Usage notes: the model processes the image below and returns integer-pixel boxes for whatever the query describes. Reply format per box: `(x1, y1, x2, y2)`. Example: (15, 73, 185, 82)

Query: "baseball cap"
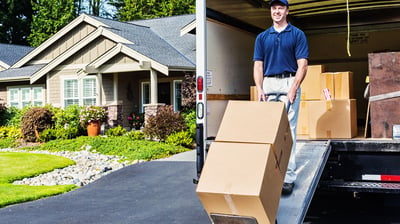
(270, 0, 289, 7)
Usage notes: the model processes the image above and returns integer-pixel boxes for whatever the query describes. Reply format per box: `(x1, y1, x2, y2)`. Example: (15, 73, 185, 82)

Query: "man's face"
(270, 4, 289, 23)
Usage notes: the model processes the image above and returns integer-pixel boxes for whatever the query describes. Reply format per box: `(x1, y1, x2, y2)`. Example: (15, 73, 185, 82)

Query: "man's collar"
(269, 22, 292, 33)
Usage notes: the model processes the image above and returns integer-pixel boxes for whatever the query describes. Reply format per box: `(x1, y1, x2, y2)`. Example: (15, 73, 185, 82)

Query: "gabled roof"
(1, 14, 196, 83)
(0, 43, 33, 69)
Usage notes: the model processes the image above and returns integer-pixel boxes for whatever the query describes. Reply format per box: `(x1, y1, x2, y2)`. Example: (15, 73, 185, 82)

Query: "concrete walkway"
(0, 150, 211, 224)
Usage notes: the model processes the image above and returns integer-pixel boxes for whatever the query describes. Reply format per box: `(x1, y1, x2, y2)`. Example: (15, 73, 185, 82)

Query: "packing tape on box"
(224, 194, 238, 215)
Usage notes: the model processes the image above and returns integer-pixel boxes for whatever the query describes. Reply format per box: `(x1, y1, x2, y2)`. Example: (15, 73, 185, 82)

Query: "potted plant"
(80, 105, 108, 136)
(127, 112, 144, 130)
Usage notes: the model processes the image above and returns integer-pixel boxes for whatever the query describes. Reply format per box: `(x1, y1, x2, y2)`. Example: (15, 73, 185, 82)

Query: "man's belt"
(266, 72, 296, 78)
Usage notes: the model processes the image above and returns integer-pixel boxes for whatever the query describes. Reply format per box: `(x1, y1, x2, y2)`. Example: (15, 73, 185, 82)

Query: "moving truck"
(195, 0, 400, 223)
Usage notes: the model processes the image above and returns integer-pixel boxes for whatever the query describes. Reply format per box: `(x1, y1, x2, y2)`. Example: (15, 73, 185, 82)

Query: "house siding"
(63, 37, 116, 65)
(31, 23, 97, 64)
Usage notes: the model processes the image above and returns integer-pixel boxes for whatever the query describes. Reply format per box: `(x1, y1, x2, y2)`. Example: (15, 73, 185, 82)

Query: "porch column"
(150, 69, 158, 104)
(96, 73, 103, 105)
(113, 73, 118, 103)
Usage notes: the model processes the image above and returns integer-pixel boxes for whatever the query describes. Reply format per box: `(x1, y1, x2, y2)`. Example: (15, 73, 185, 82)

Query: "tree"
(0, 0, 32, 45)
(28, 0, 76, 47)
(110, 0, 195, 21)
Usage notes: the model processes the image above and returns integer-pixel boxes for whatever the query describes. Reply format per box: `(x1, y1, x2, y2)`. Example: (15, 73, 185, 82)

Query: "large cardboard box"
(196, 142, 284, 224)
(216, 101, 292, 146)
(301, 65, 325, 100)
(308, 99, 357, 139)
(297, 101, 310, 135)
(320, 72, 354, 100)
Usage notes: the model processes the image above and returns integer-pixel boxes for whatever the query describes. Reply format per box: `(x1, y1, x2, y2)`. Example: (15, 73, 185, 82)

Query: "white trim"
(12, 14, 109, 68)
(30, 27, 135, 84)
(180, 19, 196, 36)
(0, 61, 9, 69)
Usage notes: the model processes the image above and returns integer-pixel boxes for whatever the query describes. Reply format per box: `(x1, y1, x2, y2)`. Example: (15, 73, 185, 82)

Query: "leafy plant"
(0, 106, 23, 127)
(106, 126, 127, 137)
(165, 131, 194, 148)
(79, 105, 108, 127)
(0, 126, 22, 140)
(127, 112, 144, 130)
(38, 126, 80, 142)
(126, 130, 145, 140)
(181, 109, 196, 139)
(21, 107, 54, 142)
(143, 105, 186, 142)
(181, 72, 196, 111)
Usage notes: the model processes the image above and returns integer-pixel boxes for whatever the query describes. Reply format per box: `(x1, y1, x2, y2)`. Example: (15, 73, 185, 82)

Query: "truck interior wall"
(206, 20, 255, 137)
(307, 28, 400, 123)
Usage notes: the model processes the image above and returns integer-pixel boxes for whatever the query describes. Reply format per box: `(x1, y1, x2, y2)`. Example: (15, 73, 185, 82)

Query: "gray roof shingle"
(89, 14, 196, 68)
(0, 43, 34, 67)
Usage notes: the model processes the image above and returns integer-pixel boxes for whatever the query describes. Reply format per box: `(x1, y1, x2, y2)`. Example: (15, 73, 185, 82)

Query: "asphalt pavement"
(0, 150, 211, 224)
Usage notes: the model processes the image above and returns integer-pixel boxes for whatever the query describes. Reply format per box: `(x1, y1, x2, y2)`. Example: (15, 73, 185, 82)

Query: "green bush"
(126, 130, 145, 140)
(38, 126, 80, 142)
(143, 105, 186, 142)
(21, 107, 54, 142)
(165, 131, 194, 148)
(181, 109, 196, 139)
(106, 126, 127, 136)
(0, 106, 23, 127)
(0, 126, 22, 140)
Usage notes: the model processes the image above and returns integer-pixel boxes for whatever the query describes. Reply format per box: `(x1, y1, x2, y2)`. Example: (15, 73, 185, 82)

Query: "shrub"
(0, 126, 22, 140)
(181, 109, 196, 139)
(143, 105, 186, 141)
(38, 126, 80, 142)
(106, 126, 127, 137)
(0, 106, 23, 127)
(181, 72, 196, 111)
(126, 130, 145, 140)
(21, 107, 54, 142)
(165, 131, 194, 148)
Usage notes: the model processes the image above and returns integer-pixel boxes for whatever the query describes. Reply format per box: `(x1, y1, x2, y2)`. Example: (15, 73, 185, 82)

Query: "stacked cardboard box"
(298, 65, 358, 139)
(196, 101, 293, 224)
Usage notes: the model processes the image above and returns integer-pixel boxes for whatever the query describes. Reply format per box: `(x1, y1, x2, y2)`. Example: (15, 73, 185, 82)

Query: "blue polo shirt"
(253, 23, 309, 76)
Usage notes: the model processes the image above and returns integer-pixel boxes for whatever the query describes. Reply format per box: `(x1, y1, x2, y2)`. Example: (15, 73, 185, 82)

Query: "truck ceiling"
(206, 0, 400, 33)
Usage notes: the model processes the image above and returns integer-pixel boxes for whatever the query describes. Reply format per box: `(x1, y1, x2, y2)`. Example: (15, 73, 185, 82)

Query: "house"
(0, 14, 196, 128)
(0, 43, 33, 71)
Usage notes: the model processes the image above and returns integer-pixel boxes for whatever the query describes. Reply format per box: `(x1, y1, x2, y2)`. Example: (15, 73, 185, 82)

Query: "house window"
(140, 80, 183, 112)
(141, 82, 150, 112)
(63, 77, 97, 107)
(7, 86, 44, 108)
(173, 80, 182, 111)
(82, 78, 96, 105)
(64, 79, 79, 107)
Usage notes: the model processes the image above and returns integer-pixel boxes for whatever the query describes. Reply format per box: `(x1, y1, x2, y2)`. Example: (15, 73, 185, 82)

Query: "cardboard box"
(215, 101, 292, 146)
(297, 101, 310, 135)
(308, 99, 357, 139)
(301, 65, 325, 100)
(250, 86, 257, 101)
(321, 72, 354, 99)
(196, 142, 284, 224)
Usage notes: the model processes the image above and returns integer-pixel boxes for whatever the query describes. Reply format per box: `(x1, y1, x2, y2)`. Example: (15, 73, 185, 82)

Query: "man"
(253, 0, 309, 195)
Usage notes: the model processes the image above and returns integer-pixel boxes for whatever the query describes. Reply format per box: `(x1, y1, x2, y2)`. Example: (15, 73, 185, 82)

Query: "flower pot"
(87, 121, 101, 136)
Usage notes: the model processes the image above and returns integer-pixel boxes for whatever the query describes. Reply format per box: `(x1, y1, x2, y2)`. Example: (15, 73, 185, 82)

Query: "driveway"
(0, 150, 211, 224)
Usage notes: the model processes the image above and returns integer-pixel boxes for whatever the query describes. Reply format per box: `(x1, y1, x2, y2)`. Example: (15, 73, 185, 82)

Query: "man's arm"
(288, 58, 308, 103)
(253, 60, 266, 101)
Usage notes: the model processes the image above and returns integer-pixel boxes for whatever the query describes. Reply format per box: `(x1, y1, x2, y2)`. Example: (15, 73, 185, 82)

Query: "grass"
(0, 136, 191, 208)
(0, 152, 77, 208)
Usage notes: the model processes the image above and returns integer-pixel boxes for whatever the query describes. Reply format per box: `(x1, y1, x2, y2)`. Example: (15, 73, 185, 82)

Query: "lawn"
(0, 152, 77, 208)
(0, 136, 191, 208)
